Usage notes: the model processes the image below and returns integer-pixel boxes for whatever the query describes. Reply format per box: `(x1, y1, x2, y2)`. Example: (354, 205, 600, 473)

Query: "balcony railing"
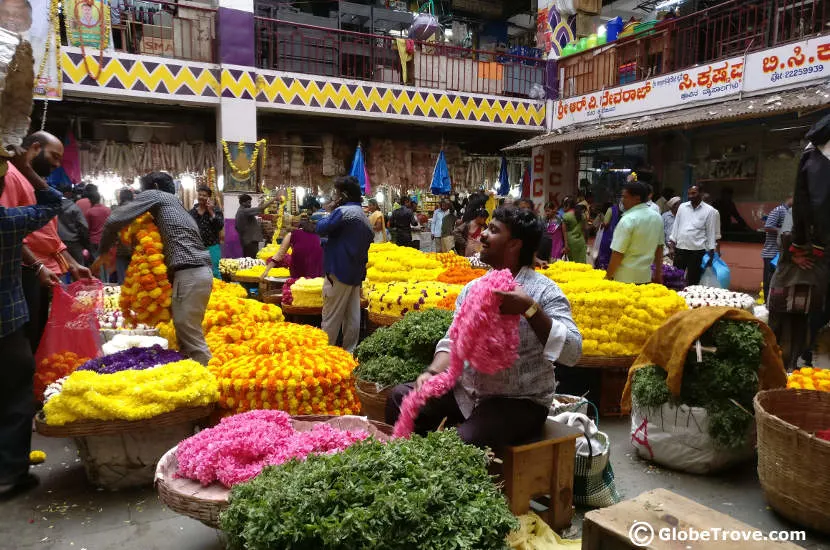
(560, 0, 829, 99)
(61, 0, 216, 63)
(255, 17, 547, 99)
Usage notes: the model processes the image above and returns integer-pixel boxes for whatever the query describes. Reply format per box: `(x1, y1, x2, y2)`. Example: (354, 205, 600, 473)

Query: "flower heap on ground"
(160, 280, 361, 416)
(119, 213, 172, 327)
(394, 269, 520, 437)
(788, 367, 830, 392)
(539, 261, 688, 357)
(368, 280, 463, 317)
(428, 251, 471, 269)
(234, 265, 291, 279)
(288, 277, 325, 308)
(365, 242, 446, 284)
(175, 410, 369, 487)
(437, 266, 487, 286)
(43, 359, 219, 425)
(679, 286, 755, 310)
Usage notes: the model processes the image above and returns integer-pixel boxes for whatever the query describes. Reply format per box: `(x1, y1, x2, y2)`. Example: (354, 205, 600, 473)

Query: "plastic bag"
(630, 403, 754, 474)
(33, 280, 103, 400)
(589, 227, 604, 265)
(409, 13, 440, 41)
(699, 266, 722, 289)
(528, 83, 546, 100)
(701, 252, 730, 289)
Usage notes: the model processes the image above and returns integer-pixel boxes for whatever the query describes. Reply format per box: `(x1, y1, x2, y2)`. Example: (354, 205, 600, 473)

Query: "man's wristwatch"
(523, 301, 540, 319)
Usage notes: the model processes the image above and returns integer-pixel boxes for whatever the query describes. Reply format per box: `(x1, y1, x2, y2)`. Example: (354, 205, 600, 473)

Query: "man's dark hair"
(197, 186, 213, 197)
(335, 176, 362, 203)
(492, 206, 544, 267)
(140, 172, 176, 194)
(474, 208, 488, 219)
(624, 182, 649, 203)
(118, 188, 134, 206)
(82, 183, 98, 199)
(22, 131, 57, 149)
(239, 194, 252, 204)
(87, 188, 102, 206)
(661, 187, 674, 200)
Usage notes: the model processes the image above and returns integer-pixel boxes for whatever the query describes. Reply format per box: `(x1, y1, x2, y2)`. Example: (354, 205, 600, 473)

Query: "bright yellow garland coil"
(43, 360, 220, 425)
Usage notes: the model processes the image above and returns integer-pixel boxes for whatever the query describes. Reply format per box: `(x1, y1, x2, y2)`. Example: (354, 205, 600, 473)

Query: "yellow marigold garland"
(119, 213, 172, 327)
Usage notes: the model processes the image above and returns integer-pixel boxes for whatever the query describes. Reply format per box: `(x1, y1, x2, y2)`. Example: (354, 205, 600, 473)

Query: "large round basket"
(354, 379, 396, 422)
(576, 355, 636, 369)
(754, 389, 830, 534)
(155, 415, 393, 528)
(36, 406, 214, 490)
(280, 304, 323, 316)
(368, 311, 401, 327)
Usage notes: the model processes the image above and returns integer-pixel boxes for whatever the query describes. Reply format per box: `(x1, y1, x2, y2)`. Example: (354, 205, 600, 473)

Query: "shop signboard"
(552, 57, 745, 129)
(743, 37, 830, 92)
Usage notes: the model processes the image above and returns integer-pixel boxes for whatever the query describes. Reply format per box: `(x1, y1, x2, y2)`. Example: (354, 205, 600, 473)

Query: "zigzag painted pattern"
(235, 71, 545, 127)
(62, 52, 219, 98)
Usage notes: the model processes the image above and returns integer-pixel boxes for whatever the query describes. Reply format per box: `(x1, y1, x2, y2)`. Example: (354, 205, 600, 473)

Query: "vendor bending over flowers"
(386, 207, 583, 448)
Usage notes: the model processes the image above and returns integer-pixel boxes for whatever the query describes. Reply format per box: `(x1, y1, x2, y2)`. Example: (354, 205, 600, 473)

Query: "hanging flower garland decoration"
(175, 410, 369, 488)
(35, 0, 62, 96)
(538, 262, 687, 357)
(34, 352, 91, 401)
(119, 213, 172, 327)
(43, 360, 219, 426)
(221, 139, 267, 179)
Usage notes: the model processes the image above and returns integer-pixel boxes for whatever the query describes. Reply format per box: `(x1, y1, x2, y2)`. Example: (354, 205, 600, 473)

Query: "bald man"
(0, 131, 92, 353)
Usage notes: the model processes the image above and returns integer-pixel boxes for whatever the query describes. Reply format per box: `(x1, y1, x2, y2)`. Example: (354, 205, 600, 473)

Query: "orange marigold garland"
(34, 351, 91, 400)
(119, 213, 172, 327)
(437, 266, 487, 286)
(436, 293, 460, 311)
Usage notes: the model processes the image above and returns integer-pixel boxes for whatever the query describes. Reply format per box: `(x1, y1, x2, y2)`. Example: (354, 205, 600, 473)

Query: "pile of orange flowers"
(787, 367, 830, 392)
(437, 266, 487, 286)
(210, 344, 360, 415)
(34, 351, 91, 401)
(119, 213, 172, 327)
(429, 251, 470, 269)
(436, 293, 460, 311)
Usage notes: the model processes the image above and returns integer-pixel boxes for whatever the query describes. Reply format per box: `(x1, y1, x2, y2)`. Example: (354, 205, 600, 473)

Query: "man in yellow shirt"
(605, 181, 665, 285)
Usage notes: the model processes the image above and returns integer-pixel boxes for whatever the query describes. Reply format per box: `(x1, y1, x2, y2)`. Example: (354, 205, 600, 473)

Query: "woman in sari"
(539, 202, 566, 262)
(562, 196, 588, 263)
(594, 200, 622, 270)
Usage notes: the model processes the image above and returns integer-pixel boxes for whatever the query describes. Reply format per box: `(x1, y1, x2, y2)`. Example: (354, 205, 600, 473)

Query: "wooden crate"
(583, 489, 803, 550)
(576, 0, 601, 15)
(576, 12, 595, 38)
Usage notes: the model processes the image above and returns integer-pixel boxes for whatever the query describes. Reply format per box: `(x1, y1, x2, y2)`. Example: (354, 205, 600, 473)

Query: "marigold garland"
(119, 213, 172, 327)
(34, 351, 91, 401)
(43, 360, 219, 425)
(289, 277, 325, 308)
(221, 139, 266, 178)
(366, 280, 463, 317)
(788, 367, 830, 392)
(437, 266, 487, 285)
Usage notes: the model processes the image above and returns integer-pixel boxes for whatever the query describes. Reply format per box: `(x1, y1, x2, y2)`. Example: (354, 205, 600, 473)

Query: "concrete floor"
(1, 419, 828, 550)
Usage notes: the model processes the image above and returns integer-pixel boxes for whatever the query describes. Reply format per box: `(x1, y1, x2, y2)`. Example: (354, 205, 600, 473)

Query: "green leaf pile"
(221, 430, 518, 550)
(631, 320, 763, 449)
(354, 309, 453, 386)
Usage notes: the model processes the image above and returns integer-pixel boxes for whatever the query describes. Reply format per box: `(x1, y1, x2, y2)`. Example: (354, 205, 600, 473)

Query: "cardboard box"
(577, 0, 601, 15)
(582, 489, 803, 550)
(576, 12, 595, 38)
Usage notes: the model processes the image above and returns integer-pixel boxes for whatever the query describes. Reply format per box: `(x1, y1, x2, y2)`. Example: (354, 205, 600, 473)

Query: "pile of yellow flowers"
(43, 360, 219, 425)
(211, 345, 360, 415)
(290, 277, 325, 308)
(366, 243, 445, 284)
(787, 367, 830, 392)
(234, 265, 291, 279)
(428, 251, 470, 269)
(119, 213, 172, 326)
(257, 243, 289, 261)
(539, 262, 687, 357)
(367, 280, 463, 317)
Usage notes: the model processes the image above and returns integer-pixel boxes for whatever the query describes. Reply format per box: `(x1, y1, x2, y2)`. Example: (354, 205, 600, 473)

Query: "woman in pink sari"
(261, 214, 323, 280)
(541, 202, 566, 261)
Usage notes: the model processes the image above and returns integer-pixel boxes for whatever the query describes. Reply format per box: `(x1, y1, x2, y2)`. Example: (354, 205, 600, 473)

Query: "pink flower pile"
(176, 410, 369, 487)
(393, 269, 520, 438)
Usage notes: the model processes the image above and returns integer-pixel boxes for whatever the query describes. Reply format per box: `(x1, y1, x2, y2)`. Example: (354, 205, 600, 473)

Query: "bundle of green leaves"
(221, 430, 518, 550)
(354, 309, 453, 386)
(631, 320, 763, 449)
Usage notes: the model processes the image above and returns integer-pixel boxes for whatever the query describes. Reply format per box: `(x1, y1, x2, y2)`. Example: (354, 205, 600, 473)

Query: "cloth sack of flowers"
(630, 402, 755, 475)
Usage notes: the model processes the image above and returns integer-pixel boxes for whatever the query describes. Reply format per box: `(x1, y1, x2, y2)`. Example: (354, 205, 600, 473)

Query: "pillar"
(215, 0, 259, 257)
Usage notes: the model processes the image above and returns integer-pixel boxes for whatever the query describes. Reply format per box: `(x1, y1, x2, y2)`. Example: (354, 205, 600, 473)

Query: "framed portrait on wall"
(222, 141, 260, 193)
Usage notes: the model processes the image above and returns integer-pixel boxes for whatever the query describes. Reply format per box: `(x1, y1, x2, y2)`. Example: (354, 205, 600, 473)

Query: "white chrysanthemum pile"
(678, 286, 755, 310)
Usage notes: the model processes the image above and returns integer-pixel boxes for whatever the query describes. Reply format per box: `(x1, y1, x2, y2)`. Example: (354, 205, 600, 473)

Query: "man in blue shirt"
(316, 176, 373, 352)
(0, 151, 63, 498)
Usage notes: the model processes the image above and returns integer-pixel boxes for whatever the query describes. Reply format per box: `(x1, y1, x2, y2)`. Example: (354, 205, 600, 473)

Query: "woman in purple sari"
(261, 214, 323, 280)
(542, 202, 566, 261)
(594, 201, 621, 270)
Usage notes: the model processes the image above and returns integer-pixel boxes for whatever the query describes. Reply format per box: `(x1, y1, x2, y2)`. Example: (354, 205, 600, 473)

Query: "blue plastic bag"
(770, 253, 779, 268)
(701, 252, 731, 289)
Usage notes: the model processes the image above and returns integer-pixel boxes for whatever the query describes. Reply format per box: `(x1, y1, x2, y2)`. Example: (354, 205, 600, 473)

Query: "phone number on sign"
(770, 64, 824, 82)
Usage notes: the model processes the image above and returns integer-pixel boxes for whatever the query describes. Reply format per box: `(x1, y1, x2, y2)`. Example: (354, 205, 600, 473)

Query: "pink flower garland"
(393, 269, 520, 438)
(176, 410, 369, 487)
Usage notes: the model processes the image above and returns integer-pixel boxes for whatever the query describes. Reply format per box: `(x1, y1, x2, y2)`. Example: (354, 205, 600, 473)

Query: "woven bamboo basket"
(577, 355, 636, 369)
(155, 415, 393, 528)
(35, 405, 214, 438)
(368, 311, 402, 327)
(354, 379, 396, 422)
(754, 389, 830, 534)
(281, 304, 323, 316)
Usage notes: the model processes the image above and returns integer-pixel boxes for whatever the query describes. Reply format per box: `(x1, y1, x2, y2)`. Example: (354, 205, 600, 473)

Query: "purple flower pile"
(77, 345, 184, 375)
(653, 264, 687, 291)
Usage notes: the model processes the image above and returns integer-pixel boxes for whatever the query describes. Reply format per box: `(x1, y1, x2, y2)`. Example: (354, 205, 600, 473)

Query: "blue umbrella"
(430, 150, 451, 195)
(349, 144, 369, 195)
(497, 156, 510, 196)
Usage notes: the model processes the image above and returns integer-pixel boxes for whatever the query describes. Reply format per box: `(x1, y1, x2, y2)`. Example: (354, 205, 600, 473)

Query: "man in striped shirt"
(762, 196, 792, 303)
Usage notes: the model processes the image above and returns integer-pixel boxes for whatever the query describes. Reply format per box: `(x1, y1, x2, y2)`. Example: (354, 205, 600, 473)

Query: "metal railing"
(61, 0, 216, 63)
(255, 17, 547, 99)
(560, 0, 829, 99)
